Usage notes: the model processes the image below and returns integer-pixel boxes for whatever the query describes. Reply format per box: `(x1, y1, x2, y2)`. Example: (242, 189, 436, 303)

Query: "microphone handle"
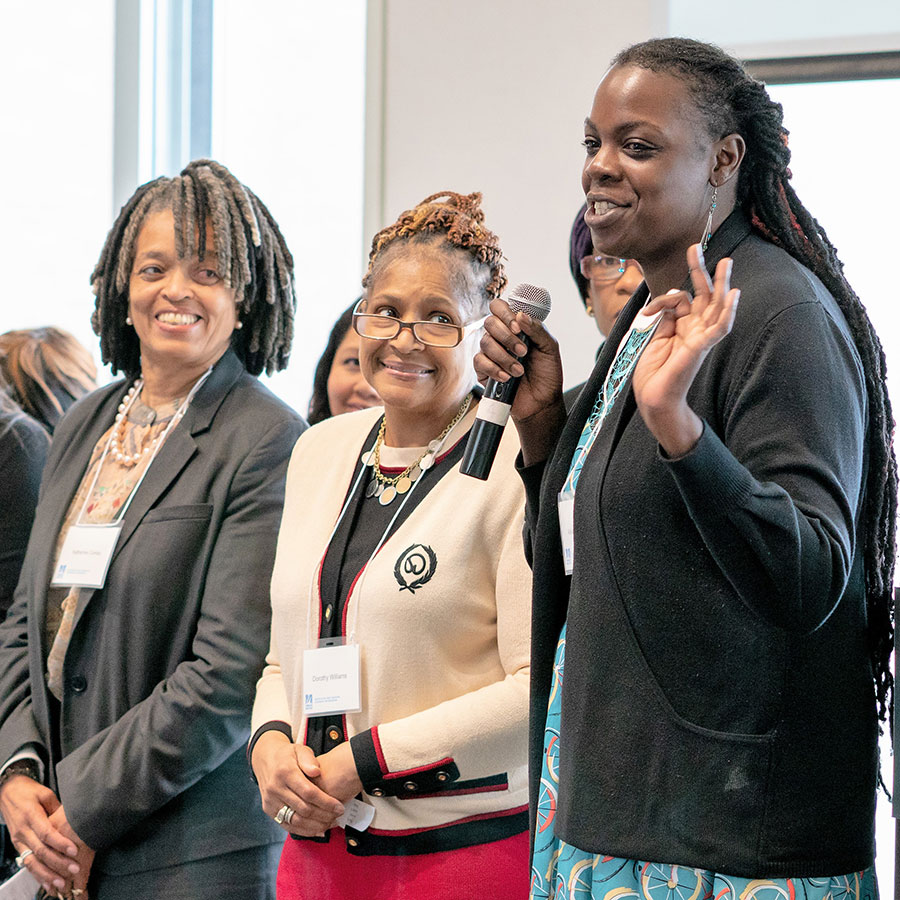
(461, 336, 529, 480)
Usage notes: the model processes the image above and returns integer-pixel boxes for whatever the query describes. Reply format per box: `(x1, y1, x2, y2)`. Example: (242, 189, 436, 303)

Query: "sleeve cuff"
(659, 420, 754, 511)
(1, 745, 45, 783)
(246, 720, 293, 781)
(349, 727, 460, 798)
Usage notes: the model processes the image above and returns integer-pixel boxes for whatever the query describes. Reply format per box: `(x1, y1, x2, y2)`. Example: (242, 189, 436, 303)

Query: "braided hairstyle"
(91, 159, 296, 377)
(363, 191, 507, 315)
(614, 37, 897, 724)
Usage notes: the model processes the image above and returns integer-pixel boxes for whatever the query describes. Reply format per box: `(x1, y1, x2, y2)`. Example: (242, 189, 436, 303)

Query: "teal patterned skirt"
(529, 626, 878, 900)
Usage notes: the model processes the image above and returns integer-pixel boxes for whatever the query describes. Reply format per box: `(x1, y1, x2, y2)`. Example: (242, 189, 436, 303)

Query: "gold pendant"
(379, 486, 397, 506)
(395, 476, 412, 494)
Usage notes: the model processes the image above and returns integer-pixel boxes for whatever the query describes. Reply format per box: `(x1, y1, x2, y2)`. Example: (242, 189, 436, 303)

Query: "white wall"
(366, 0, 666, 391)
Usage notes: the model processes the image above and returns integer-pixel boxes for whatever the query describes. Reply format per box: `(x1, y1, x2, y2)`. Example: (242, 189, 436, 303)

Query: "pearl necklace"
(361, 394, 472, 506)
(110, 379, 165, 467)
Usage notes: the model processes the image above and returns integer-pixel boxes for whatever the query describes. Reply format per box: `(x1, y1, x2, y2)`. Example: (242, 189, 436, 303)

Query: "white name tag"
(302, 641, 361, 717)
(51, 523, 122, 589)
(336, 797, 375, 831)
(557, 490, 575, 576)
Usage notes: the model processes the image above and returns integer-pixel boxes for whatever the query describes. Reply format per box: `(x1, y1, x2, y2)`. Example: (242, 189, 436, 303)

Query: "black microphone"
(461, 283, 552, 480)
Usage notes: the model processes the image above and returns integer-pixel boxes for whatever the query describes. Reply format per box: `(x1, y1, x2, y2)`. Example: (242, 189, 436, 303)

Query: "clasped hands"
(251, 733, 363, 837)
(0, 775, 94, 899)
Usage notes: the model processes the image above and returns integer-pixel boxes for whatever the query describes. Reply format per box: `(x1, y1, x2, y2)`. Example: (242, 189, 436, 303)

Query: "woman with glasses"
(564, 203, 644, 408)
(251, 191, 532, 900)
(569, 203, 643, 341)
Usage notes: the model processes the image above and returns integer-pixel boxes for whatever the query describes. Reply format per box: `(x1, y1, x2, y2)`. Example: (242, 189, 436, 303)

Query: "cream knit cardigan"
(253, 405, 532, 835)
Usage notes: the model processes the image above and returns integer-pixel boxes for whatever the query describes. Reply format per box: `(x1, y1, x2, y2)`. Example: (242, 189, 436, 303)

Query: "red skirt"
(276, 828, 530, 900)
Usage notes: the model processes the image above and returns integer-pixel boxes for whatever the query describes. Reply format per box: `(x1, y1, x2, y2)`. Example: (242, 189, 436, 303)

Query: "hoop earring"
(701, 185, 718, 251)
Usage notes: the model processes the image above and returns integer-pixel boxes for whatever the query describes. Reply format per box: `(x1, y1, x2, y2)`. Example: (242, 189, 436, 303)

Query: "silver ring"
(274, 804, 294, 825)
(14, 847, 34, 866)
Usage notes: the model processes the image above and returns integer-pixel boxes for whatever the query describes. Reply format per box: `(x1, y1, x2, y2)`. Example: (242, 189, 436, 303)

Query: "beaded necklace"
(362, 393, 473, 506)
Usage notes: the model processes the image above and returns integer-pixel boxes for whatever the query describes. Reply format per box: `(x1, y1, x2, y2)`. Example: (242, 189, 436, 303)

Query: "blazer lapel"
(71, 351, 244, 629)
(33, 386, 130, 642)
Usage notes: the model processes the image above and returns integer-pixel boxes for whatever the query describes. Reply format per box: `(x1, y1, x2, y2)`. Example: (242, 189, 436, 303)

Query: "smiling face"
(326, 327, 380, 416)
(359, 248, 480, 443)
(582, 65, 720, 292)
(128, 209, 238, 381)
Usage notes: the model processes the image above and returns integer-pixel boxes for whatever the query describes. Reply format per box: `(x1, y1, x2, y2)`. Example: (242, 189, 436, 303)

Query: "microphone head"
(507, 283, 551, 323)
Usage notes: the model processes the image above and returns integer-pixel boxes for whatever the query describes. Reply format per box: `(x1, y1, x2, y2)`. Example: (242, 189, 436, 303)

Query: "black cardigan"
(521, 211, 874, 877)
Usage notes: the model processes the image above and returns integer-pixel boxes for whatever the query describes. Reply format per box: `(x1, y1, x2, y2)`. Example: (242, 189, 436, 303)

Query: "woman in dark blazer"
(477, 38, 894, 898)
(0, 160, 304, 900)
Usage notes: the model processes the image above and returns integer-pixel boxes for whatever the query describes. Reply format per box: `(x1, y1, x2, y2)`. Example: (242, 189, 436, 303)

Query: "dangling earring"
(585, 304, 594, 318)
(701, 185, 718, 251)
(125, 315, 133, 326)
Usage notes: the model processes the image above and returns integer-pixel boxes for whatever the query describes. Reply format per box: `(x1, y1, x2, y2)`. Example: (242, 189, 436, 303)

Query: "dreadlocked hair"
(363, 191, 507, 314)
(90, 159, 296, 377)
(614, 37, 898, 725)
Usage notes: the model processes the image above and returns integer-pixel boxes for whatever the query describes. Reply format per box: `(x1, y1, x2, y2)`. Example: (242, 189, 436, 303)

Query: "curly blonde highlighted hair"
(363, 192, 506, 313)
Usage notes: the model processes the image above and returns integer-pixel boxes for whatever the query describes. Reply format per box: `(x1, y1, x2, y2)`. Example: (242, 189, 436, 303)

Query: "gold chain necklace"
(362, 393, 473, 506)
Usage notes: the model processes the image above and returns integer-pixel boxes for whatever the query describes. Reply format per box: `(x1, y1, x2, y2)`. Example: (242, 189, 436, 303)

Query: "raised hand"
(633, 244, 740, 457)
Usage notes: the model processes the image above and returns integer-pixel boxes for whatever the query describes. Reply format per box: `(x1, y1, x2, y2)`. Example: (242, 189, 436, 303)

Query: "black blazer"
(521, 212, 874, 876)
(0, 350, 305, 876)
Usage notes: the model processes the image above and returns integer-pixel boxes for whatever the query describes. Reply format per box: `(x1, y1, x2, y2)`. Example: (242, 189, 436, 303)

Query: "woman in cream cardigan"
(251, 191, 532, 900)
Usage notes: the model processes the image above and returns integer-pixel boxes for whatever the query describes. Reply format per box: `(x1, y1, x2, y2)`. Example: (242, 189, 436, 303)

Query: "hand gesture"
(48, 806, 94, 898)
(633, 244, 740, 457)
(251, 733, 345, 837)
(0, 775, 82, 896)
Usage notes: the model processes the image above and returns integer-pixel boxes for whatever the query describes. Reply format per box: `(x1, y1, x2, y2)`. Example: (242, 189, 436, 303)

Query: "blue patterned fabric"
(564, 322, 655, 494)
(530, 628, 878, 900)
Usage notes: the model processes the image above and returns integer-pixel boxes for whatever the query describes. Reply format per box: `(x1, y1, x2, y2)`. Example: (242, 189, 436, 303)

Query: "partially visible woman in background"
(307, 301, 380, 425)
(0, 388, 49, 619)
(0, 327, 97, 434)
(564, 204, 643, 408)
(568, 203, 643, 342)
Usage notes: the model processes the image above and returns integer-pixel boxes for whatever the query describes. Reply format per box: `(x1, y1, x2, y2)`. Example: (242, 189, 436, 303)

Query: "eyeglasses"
(353, 301, 487, 349)
(579, 254, 642, 283)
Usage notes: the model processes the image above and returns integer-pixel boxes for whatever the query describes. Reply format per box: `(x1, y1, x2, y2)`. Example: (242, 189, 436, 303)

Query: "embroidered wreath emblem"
(394, 544, 438, 593)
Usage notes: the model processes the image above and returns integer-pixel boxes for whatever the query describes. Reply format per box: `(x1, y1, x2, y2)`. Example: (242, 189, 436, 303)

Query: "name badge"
(303, 640, 361, 717)
(51, 523, 122, 589)
(336, 797, 375, 831)
(557, 489, 575, 575)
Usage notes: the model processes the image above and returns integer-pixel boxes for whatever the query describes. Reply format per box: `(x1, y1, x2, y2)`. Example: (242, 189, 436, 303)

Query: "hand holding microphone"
(466, 284, 565, 477)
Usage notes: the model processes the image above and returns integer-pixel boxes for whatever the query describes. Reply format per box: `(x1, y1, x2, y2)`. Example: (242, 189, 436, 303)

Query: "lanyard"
(304, 414, 463, 649)
(562, 305, 662, 496)
(75, 369, 212, 527)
